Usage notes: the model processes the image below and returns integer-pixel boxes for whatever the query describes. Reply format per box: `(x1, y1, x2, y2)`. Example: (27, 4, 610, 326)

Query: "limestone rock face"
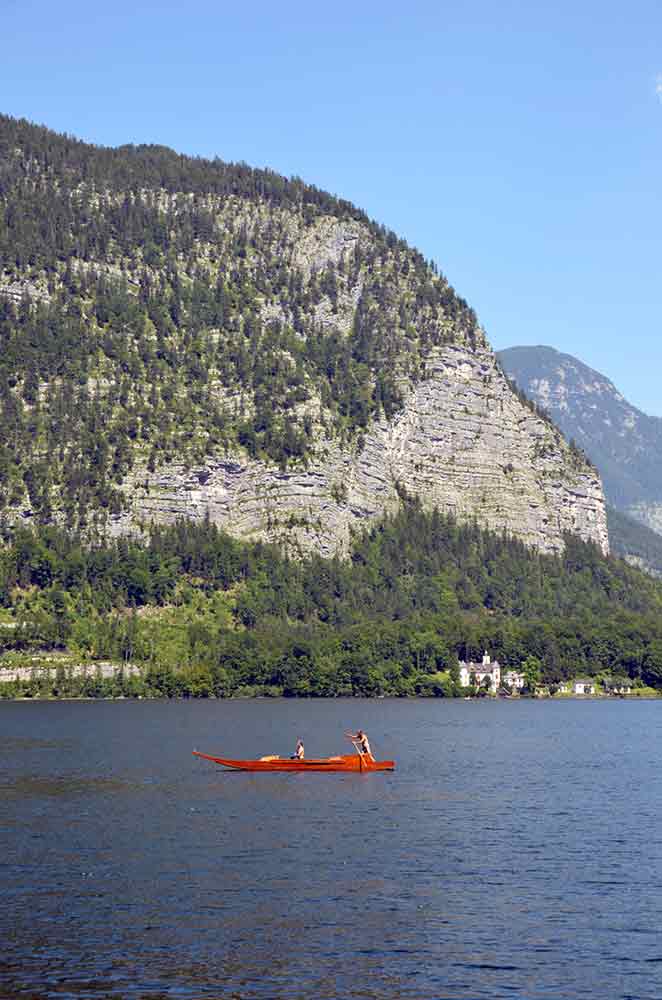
(112, 343, 609, 558)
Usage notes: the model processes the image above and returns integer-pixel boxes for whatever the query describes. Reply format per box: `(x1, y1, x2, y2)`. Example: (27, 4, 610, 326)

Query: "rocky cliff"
(112, 341, 608, 557)
(0, 115, 608, 556)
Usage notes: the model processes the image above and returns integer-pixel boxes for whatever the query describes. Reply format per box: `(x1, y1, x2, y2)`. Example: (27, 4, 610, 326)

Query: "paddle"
(344, 731, 365, 769)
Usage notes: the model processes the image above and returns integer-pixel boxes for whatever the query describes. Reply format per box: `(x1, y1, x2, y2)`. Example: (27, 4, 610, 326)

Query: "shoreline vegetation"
(2, 661, 659, 701)
(4, 685, 661, 702)
(2, 500, 662, 702)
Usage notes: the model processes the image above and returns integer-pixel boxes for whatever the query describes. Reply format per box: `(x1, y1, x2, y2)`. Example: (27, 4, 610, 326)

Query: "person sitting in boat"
(292, 738, 304, 760)
(345, 729, 374, 761)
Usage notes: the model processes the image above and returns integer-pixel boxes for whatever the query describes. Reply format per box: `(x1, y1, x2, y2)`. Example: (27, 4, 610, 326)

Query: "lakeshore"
(1, 655, 659, 701)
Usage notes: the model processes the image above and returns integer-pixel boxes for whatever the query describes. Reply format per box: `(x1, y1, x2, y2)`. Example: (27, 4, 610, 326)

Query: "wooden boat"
(192, 750, 395, 772)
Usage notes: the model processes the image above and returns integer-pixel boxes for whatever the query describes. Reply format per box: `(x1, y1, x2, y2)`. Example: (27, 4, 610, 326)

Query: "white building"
(573, 678, 595, 695)
(503, 670, 525, 691)
(603, 677, 632, 695)
(459, 651, 501, 693)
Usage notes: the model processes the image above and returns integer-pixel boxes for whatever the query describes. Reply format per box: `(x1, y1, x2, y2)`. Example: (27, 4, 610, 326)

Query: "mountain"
(606, 506, 662, 578)
(0, 115, 607, 557)
(497, 346, 662, 539)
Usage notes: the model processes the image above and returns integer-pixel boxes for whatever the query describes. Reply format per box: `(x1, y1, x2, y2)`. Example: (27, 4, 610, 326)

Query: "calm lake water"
(2, 698, 662, 1000)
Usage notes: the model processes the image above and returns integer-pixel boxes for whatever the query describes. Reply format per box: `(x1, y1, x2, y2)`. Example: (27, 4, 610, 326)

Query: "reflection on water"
(2, 774, 135, 798)
(2, 698, 662, 999)
(0, 735, 78, 751)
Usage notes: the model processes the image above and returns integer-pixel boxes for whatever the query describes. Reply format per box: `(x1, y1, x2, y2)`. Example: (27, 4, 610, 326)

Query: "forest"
(2, 498, 662, 699)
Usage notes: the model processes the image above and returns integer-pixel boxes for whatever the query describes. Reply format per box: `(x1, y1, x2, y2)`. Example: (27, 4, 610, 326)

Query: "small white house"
(503, 670, 525, 690)
(603, 678, 633, 695)
(459, 651, 501, 693)
(573, 678, 595, 695)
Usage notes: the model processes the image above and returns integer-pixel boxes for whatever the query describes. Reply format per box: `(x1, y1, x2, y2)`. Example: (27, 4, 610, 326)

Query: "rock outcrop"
(112, 342, 609, 557)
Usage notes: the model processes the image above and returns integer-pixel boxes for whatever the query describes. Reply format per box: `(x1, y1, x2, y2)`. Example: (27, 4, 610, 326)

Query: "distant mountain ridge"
(606, 505, 662, 579)
(497, 345, 662, 537)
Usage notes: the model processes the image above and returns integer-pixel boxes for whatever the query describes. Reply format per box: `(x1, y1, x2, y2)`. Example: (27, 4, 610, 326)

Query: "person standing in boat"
(293, 738, 304, 760)
(345, 729, 374, 761)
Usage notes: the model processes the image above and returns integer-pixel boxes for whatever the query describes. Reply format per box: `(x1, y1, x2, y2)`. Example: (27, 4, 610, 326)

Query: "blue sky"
(4, 0, 662, 412)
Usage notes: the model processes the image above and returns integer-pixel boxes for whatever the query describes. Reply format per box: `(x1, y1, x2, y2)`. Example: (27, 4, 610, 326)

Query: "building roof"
(460, 660, 500, 671)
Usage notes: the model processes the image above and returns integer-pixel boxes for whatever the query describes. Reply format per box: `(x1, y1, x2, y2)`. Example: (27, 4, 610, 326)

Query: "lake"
(2, 698, 662, 999)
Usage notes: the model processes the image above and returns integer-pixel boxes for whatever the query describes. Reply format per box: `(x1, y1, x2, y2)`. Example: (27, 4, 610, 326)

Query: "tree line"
(2, 500, 662, 698)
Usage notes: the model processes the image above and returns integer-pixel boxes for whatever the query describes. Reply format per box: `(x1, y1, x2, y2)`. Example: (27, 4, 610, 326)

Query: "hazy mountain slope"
(498, 345, 662, 534)
(0, 115, 607, 556)
(606, 506, 662, 578)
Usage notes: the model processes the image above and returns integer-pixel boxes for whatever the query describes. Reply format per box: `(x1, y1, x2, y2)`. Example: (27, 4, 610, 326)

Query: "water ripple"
(2, 698, 662, 999)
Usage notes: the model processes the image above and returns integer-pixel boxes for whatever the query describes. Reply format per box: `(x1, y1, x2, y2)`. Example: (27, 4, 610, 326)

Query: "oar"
(346, 735, 364, 770)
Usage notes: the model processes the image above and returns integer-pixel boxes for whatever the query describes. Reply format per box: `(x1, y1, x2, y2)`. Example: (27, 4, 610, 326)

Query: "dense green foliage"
(2, 500, 662, 699)
(0, 113, 481, 530)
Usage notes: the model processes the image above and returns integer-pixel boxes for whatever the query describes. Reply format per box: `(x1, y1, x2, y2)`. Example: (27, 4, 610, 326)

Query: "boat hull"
(192, 750, 395, 772)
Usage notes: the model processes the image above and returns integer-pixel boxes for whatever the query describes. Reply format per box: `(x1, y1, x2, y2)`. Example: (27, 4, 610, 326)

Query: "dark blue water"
(2, 698, 662, 1000)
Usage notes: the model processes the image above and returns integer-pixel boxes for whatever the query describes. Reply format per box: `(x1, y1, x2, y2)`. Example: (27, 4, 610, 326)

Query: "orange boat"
(192, 750, 395, 772)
